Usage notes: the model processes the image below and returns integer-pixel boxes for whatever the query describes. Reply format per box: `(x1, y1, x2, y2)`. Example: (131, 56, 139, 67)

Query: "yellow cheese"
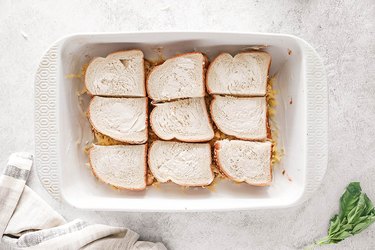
(267, 77, 283, 166)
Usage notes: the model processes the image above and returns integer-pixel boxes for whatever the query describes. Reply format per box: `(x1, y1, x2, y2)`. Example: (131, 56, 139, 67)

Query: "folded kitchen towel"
(0, 152, 166, 250)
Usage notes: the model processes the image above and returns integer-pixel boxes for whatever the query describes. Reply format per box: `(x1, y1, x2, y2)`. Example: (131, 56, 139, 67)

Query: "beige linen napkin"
(0, 152, 166, 250)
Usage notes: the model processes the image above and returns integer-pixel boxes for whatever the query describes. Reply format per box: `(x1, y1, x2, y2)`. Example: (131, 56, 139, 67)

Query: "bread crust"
(213, 141, 272, 186)
(85, 57, 99, 96)
(146, 52, 207, 101)
(206, 51, 271, 96)
(148, 141, 214, 186)
(88, 144, 147, 191)
(85, 49, 146, 97)
(88, 96, 148, 144)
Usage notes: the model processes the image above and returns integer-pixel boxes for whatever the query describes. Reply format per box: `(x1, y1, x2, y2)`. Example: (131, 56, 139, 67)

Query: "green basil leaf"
(356, 215, 371, 224)
(328, 214, 341, 235)
(314, 182, 375, 247)
(348, 193, 367, 224)
(363, 193, 374, 215)
(341, 216, 348, 225)
(352, 215, 375, 234)
(340, 223, 354, 231)
(330, 230, 352, 241)
(339, 182, 361, 219)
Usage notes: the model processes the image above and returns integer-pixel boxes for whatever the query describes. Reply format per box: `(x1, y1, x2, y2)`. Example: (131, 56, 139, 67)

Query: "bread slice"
(88, 96, 148, 144)
(211, 95, 267, 140)
(214, 140, 272, 186)
(85, 50, 145, 97)
(148, 141, 214, 186)
(150, 98, 214, 142)
(206, 52, 271, 96)
(89, 144, 147, 190)
(147, 52, 207, 101)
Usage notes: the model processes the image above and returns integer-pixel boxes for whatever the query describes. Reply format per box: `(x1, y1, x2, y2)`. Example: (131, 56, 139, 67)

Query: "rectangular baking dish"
(34, 32, 327, 211)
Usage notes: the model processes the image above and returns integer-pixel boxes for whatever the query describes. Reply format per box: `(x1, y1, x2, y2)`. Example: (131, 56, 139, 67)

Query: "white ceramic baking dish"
(34, 32, 327, 211)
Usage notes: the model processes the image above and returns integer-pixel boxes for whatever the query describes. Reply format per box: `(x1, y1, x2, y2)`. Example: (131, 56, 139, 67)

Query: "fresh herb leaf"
(339, 182, 361, 220)
(315, 182, 375, 246)
(363, 194, 374, 214)
(347, 193, 367, 224)
(329, 230, 351, 241)
(328, 214, 341, 235)
(352, 216, 375, 234)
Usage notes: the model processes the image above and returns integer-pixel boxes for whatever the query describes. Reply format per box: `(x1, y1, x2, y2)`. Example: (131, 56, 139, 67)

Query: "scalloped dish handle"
(35, 45, 60, 200)
(301, 41, 328, 203)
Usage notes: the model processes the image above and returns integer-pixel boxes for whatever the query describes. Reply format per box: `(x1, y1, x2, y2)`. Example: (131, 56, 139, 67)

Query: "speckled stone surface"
(0, 0, 374, 249)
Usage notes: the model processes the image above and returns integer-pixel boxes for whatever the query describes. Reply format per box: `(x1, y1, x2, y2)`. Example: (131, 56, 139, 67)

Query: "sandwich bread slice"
(214, 140, 272, 186)
(89, 144, 147, 190)
(85, 50, 145, 97)
(206, 51, 271, 96)
(88, 96, 148, 144)
(147, 52, 207, 101)
(150, 97, 214, 142)
(148, 141, 214, 186)
(211, 95, 267, 140)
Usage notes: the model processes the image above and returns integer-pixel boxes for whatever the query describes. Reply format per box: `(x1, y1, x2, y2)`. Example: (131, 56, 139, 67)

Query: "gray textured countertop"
(0, 0, 374, 249)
